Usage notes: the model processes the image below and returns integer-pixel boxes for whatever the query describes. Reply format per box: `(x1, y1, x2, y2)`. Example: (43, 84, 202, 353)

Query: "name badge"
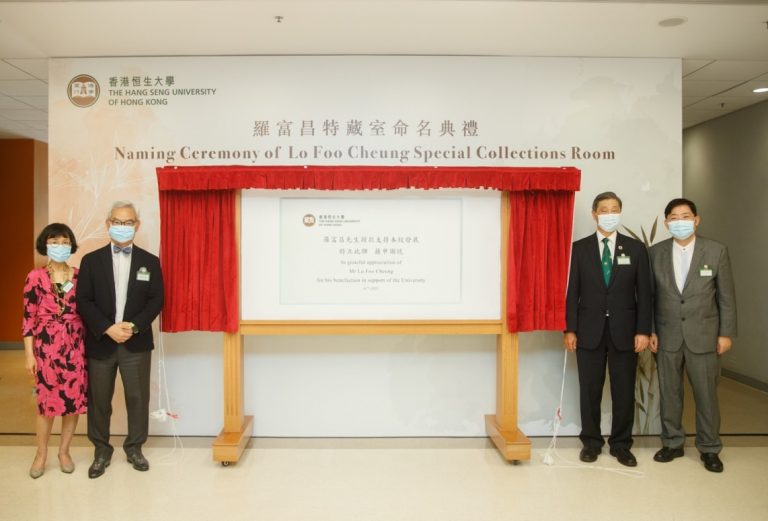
(61, 280, 74, 293)
(700, 265, 713, 277)
(136, 267, 151, 282)
(617, 255, 631, 265)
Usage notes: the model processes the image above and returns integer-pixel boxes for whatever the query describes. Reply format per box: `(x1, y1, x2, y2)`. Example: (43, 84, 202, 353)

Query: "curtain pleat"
(159, 189, 237, 332)
(507, 190, 575, 332)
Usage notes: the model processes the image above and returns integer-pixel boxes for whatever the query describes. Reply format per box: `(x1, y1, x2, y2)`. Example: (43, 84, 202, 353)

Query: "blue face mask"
(597, 213, 621, 233)
(668, 220, 695, 240)
(47, 243, 72, 263)
(109, 225, 136, 243)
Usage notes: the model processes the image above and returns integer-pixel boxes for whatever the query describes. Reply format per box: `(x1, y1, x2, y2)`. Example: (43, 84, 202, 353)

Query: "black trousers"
(576, 321, 637, 450)
(87, 348, 151, 459)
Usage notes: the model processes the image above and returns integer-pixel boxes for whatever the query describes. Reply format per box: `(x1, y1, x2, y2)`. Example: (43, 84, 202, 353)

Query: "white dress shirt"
(112, 243, 132, 323)
(596, 230, 617, 261)
(672, 236, 695, 293)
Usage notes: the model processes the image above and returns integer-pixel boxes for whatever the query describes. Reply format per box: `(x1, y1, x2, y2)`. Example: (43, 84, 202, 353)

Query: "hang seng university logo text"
(68, 75, 100, 108)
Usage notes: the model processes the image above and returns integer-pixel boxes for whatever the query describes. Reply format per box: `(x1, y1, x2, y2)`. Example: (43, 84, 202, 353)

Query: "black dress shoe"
(609, 447, 638, 467)
(88, 457, 111, 479)
(701, 453, 724, 473)
(579, 447, 600, 463)
(654, 446, 684, 462)
(126, 451, 150, 471)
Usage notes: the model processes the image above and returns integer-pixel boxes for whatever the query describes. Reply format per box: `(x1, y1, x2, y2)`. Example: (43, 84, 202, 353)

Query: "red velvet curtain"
(156, 165, 579, 333)
(159, 189, 238, 332)
(507, 190, 575, 332)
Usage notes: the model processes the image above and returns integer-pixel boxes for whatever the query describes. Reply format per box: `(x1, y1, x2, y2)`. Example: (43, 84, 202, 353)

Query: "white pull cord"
(541, 349, 644, 478)
(541, 349, 568, 465)
(149, 318, 184, 464)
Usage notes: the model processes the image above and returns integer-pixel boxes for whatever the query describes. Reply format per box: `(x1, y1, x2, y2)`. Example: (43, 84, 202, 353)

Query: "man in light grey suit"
(649, 198, 737, 473)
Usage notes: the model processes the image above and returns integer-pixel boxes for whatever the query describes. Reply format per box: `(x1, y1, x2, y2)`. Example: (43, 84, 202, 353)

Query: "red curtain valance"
(157, 165, 580, 192)
(157, 165, 580, 333)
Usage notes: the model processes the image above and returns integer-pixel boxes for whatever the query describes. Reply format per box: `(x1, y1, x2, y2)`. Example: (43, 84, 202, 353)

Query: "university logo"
(67, 74, 100, 108)
(302, 214, 316, 227)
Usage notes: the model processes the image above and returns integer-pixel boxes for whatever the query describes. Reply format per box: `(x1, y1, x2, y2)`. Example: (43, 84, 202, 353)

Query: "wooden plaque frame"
(212, 190, 531, 464)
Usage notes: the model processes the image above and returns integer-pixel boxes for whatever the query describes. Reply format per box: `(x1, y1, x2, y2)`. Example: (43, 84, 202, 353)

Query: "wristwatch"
(130, 322, 139, 335)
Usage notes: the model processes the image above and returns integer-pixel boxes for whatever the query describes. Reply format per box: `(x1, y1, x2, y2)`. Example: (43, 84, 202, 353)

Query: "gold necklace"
(47, 262, 70, 278)
(46, 263, 71, 315)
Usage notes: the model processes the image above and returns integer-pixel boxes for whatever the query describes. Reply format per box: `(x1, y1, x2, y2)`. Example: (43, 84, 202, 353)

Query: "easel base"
(485, 414, 531, 463)
(212, 415, 254, 465)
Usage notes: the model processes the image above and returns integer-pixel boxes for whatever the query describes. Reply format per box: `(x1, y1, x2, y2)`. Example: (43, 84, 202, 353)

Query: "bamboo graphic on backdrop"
(623, 217, 661, 435)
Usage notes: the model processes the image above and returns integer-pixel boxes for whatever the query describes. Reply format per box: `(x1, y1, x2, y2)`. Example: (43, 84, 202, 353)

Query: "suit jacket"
(76, 244, 164, 359)
(565, 232, 652, 350)
(649, 236, 737, 353)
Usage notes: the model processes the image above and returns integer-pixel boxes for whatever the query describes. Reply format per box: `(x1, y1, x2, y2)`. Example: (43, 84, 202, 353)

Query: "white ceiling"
(1, 0, 768, 142)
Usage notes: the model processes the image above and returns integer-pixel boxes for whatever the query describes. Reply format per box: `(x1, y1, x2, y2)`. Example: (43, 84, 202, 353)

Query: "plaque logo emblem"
(67, 74, 100, 108)
(302, 214, 316, 227)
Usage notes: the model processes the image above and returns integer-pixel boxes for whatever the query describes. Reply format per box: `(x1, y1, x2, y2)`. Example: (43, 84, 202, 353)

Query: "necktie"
(680, 247, 689, 290)
(601, 237, 612, 285)
(113, 245, 133, 254)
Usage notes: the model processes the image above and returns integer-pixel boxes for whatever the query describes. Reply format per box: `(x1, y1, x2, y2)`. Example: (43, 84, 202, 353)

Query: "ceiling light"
(658, 17, 687, 28)
(753, 87, 768, 94)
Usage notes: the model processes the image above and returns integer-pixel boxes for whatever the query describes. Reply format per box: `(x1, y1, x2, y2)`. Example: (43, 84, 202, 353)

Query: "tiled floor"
(1, 350, 767, 521)
(1, 441, 767, 521)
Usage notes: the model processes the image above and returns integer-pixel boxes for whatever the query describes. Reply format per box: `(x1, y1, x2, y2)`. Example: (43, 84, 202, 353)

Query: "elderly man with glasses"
(76, 200, 164, 479)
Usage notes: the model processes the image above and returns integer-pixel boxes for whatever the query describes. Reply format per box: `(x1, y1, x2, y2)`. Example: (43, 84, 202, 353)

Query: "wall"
(0, 139, 47, 346)
(683, 100, 768, 389)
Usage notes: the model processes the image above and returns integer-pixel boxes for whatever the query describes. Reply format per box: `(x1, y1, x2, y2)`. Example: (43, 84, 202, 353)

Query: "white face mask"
(597, 213, 621, 233)
(668, 219, 695, 240)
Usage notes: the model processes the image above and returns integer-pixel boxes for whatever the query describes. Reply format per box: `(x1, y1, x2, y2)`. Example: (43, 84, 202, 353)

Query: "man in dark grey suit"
(649, 198, 737, 473)
(76, 201, 164, 478)
(565, 192, 652, 467)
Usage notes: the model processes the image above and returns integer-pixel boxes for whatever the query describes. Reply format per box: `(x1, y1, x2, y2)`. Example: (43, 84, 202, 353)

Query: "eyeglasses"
(109, 219, 137, 227)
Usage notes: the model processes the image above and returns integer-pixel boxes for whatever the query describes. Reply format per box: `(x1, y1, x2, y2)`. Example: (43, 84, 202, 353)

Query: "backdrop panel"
(49, 56, 680, 436)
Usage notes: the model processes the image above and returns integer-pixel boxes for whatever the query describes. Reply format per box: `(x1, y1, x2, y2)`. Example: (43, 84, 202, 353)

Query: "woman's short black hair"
(35, 223, 78, 256)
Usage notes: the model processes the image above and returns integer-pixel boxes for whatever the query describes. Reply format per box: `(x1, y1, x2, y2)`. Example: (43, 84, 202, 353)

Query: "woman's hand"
(25, 350, 37, 377)
(23, 336, 36, 377)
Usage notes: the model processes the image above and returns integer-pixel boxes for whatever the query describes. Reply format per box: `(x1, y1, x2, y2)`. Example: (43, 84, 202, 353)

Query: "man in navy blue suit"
(564, 192, 652, 467)
(76, 201, 164, 478)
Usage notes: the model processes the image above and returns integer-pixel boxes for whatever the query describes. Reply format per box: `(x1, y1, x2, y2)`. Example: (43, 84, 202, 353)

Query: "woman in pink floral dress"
(23, 223, 87, 479)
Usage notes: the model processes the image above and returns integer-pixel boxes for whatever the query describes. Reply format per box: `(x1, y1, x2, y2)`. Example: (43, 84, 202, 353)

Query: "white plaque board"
(241, 189, 501, 320)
